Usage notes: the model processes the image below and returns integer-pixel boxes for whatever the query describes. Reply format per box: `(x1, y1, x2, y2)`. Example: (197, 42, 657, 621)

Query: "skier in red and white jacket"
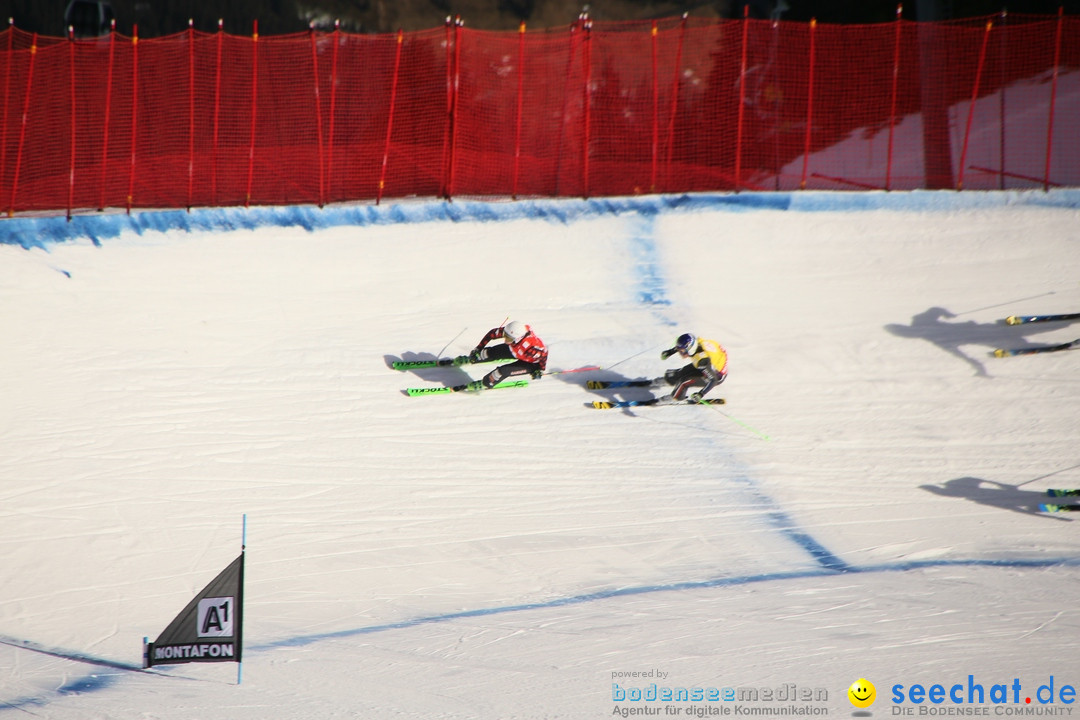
(454, 320, 548, 391)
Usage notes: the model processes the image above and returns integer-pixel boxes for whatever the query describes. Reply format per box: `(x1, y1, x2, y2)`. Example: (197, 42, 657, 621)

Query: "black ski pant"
(665, 364, 726, 400)
(476, 344, 542, 388)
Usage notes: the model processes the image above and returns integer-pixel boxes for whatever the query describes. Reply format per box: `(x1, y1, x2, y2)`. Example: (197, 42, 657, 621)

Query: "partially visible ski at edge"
(993, 339, 1079, 357)
(1004, 313, 1080, 325)
(1039, 503, 1080, 513)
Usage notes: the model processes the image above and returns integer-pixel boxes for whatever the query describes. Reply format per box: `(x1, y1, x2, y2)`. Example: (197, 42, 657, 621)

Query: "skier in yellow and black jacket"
(657, 332, 728, 404)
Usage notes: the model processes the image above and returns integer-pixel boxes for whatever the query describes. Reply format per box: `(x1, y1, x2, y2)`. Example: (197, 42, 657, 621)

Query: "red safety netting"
(0, 13, 1077, 217)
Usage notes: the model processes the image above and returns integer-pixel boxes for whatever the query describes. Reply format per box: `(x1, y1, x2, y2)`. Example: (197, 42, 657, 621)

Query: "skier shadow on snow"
(885, 306, 1076, 377)
(920, 477, 1070, 520)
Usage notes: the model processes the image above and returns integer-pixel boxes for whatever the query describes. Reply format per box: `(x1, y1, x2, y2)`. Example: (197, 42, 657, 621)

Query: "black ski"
(1004, 313, 1080, 325)
(993, 339, 1079, 358)
(586, 379, 661, 390)
(589, 397, 724, 409)
(1039, 503, 1080, 513)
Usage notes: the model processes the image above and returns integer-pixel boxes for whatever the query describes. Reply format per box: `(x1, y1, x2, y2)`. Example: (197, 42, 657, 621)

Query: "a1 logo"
(197, 596, 235, 638)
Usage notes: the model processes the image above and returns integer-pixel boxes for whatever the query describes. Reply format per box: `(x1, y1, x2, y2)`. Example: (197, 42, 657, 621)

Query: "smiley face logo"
(848, 678, 876, 708)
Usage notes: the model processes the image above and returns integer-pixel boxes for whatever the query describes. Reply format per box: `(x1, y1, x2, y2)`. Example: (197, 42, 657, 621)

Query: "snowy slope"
(1, 191, 1079, 719)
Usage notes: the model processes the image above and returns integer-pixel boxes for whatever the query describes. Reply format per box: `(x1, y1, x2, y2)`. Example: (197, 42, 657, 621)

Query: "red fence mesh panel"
(1, 14, 1078, 217)
(348, 27, 451, 203)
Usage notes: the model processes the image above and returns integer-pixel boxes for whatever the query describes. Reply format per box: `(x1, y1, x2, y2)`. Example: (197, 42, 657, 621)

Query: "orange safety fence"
(1, 11, 1077, 218)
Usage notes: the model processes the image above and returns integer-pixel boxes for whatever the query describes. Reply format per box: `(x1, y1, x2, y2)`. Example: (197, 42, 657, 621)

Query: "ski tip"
(405, 386, 453, 396)
(393, 359, 436, 370)
(1005, 315, 1022, 325)
(586, 381, 606, 390)
(392, 357, 461, 371)
(992, 348, 1009, 358)
(591, 401, 616, 409)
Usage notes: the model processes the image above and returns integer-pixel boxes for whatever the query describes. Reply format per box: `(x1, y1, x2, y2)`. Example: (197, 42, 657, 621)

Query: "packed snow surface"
(1, 191, 1078, 719)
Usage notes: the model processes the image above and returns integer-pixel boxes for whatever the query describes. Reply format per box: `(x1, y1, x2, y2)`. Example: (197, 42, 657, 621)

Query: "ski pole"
(544, 365, 601, 376)
(702, 400, 771, 441)
(603, 344, 663, 371)
(438, 327, 468, 358)
(1016, 462, 1080, 488)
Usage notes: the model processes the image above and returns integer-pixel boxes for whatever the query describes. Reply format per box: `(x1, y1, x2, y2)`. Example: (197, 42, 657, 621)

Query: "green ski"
(406, 379, 528, 396)
(393, 357, 463, 370)
(393, 356, 510, 371)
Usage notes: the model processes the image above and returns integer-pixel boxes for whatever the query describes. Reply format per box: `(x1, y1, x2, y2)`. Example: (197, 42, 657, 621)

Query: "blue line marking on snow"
(629, 214, 669, 307)
(626, 213, 677, 331)
(617, 211, 843, 572)
(616, 211, 843, 570)
(248, 556, 1080, 653)
(0, 695, 46, 714)
(619, 210, 839, 572)
(56, 673, 122, 695)
(723, 472, 852, 572)
(5, 189, 1080, 250)
(768, 513, 852, 573)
